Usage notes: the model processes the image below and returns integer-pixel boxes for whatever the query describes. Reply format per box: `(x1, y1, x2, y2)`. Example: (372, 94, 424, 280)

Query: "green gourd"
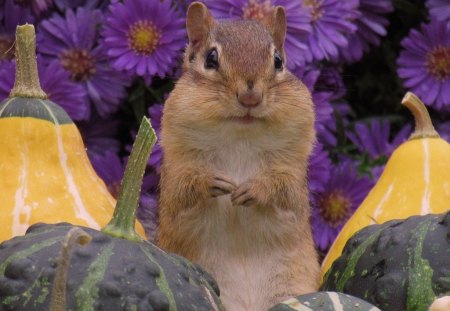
(268, 291, 381, 310)
(321, 211, 450, 311)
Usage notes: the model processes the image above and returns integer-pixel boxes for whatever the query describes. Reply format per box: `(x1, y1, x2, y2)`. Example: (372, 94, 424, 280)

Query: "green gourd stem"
(102, 117, 157, 242)
(50, 227, 92, 311)
(401, 92, 439, 140)
(9, 24, 48, 99)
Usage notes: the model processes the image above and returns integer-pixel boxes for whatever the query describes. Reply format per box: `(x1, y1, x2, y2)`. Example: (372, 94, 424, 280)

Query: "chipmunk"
(157, 2, 320, 310)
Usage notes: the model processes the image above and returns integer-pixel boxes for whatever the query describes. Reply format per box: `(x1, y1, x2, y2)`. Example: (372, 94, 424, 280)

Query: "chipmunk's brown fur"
(157, 2, 320, 310)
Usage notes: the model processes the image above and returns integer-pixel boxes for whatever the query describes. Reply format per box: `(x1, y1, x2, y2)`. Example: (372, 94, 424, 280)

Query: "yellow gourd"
(321, 92, 450, 279)
(0, 24, 145, 242)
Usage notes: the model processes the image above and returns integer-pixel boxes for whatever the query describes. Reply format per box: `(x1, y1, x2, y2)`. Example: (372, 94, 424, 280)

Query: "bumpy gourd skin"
(268, 291, 381, 311)
(0, 222, 224, 311)
(321, 211, 450, 311)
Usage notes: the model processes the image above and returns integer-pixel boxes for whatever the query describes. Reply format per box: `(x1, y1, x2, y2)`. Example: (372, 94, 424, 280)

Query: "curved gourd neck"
(9, 24, 48, 99)
(401, 92, 439, 140)
(102, 117, 157, 242)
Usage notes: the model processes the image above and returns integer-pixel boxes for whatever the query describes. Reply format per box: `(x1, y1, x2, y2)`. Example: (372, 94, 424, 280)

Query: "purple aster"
(397, 20, 450, 111)
(294, 66, 337, 146)
(315, 66, 346, 100)
(137, 193, 159, 242)
(301, 0, 359, 62)
(88, 150, 124, 199)
(311, 161, 373, 251)
(173, 0, 196, 13)
(0, 59, 89, 120)
(0, 0, 34, 60)
(78, 115, 122, 155)
(54, 0, 110, 11)
(347, 119, 412, 160)
(437, 120, 450, 142)
(37, 8, 130, 118)
(308, 142, 331, 196)
(204, 0, 312, 70)
(426, 0, 450, 23)
(336, 0, 394, 64)
(148, 103, 164, 170)
(13, 0, 53, 16)
(102, 0, 186, 83)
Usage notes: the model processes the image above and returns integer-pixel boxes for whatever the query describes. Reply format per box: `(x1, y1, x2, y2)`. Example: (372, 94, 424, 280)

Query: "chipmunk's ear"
(186, 2, 215, 50)
(262, 6, 286, 53)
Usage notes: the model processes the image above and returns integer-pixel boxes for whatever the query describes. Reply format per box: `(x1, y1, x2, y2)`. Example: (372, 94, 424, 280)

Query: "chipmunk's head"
(166, 1, 313, 138)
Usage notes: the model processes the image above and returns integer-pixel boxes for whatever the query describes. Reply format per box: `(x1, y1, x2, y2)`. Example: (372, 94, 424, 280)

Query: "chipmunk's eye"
(274, 51, 283, 71)
(205, 48, 219, 70)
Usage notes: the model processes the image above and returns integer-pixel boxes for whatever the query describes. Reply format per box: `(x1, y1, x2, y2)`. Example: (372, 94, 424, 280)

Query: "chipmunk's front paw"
(208, 173, 237, 197)
(231, 180, 266, 207)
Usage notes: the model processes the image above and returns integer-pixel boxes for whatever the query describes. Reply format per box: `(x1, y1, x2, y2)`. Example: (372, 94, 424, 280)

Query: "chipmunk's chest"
(212, 140, 265, 183)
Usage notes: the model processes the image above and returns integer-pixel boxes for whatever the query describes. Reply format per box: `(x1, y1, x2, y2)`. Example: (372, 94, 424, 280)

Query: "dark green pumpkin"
(0, 222, 222, 311)
(321, 211, 450, 311)
(0, 110, 224, 310)
(268, 291, 381, 311)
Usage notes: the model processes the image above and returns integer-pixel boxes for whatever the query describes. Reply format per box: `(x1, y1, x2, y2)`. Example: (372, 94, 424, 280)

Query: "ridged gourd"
(321, 92, 450, 278)
(0, 24, 145, 241)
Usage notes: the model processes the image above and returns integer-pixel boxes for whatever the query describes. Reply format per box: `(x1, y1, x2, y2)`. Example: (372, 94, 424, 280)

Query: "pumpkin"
(321, 211, 450, 311)
(268, 291, 381, 311)
(0, 116, 225, 311)
(321, 92, 450, 277)
(0, 24, 145, 242)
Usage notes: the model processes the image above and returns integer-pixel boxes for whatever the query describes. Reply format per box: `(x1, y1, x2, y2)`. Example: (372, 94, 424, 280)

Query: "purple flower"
(311, 161, 373, 251)
(13, 0, 53, 16)
(137, 193, 159, 242)
(0, 59, 89, 120)
(301, 0, 358, 62)
(173, 0, 196, 13)
(204, 0, 312, 70)
(308, 142, 331, 196)
(54, 0, 110, 11)
(148, 104, 164, 170)
(347, 119, 412, 161)
(397, 20, 450, 111)
(426, 0, 450, 23)
(294, 66, 339, 146)
(37, 8, 129, 118)
(337, 0, 394, 63)
(102, 0, 186, 83)
(0, 1, 34, 60)
(79, 115, 122, 155)
(437, 120, 450, 142)
(88, 150, 124, 199)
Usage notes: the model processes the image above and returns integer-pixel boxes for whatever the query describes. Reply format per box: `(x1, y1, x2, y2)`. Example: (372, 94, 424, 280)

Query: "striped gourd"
(268, 291, 381, 311)
(321, 211, 450, 311)
(0, 118, 224, 311)
(0, 24, 145, 241)
(321, 92, 450, 278)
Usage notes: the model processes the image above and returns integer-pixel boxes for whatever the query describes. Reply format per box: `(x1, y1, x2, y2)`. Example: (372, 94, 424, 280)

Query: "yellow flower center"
(0, 35, 15, 60)
(128, 20, 161, 55)
(60, 49, 96, 81)
(319, 190, 352, 228)
(242, 0, 274, 23)
(426, 46, 450, 81)
(304, 0, 324, 22)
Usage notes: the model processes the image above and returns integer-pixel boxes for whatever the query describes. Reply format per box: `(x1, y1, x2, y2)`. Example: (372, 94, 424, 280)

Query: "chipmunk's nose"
(238, 90, 262, 108)
(237, 83, 262, 108)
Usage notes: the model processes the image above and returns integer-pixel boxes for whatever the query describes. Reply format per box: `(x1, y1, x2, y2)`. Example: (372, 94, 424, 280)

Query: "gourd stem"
(401, 92, 439, 140)
(9, 24, 47, 99)
(102, 117, 156, 242)
(50, 228, 92, 311)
